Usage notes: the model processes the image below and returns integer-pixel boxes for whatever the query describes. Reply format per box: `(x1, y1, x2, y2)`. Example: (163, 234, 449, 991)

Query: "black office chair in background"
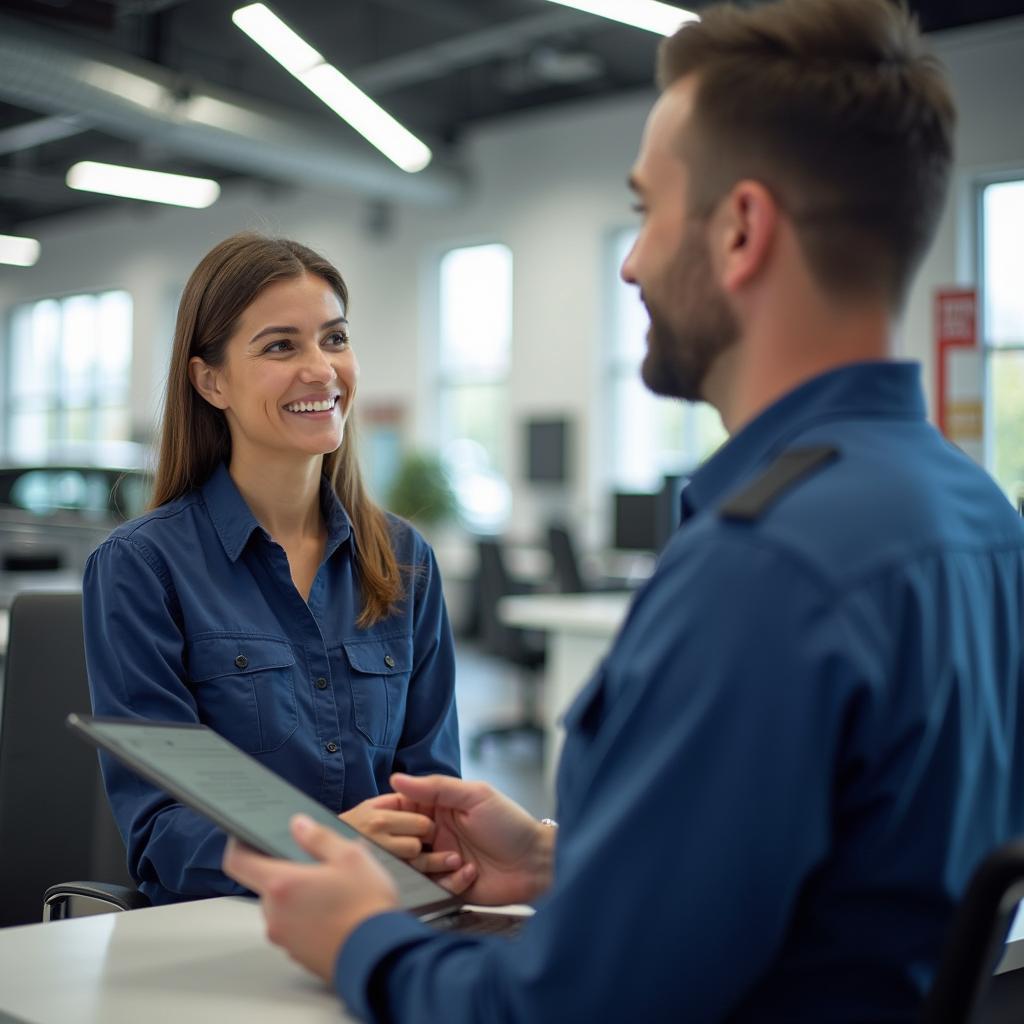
(470, 538, 546, 757)
(0, 591, 147, 926)
(547, 523, 588, 593)
(547, 522, 635, 594)
(921, 838, 1024, 1024)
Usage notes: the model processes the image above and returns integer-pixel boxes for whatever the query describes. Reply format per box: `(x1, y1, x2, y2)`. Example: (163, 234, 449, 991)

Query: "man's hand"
(390, 773, 556, 905)
(223, 814, 400, 982)
(340, 793, 463, 874)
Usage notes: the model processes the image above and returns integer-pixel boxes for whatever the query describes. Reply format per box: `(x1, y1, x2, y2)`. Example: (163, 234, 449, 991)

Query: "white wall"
(2, 16, 1024, 544)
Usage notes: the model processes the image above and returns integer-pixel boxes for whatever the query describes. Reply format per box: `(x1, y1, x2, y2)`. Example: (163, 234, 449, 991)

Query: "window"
(608, 228, 725, 492)
(4, 290, 133, 461)
(438, 243, 513, 531)
(981, 179, 1024, 501)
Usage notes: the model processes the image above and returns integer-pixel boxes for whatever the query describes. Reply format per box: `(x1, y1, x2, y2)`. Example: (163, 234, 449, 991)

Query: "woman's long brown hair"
(150, 232, 402, 627)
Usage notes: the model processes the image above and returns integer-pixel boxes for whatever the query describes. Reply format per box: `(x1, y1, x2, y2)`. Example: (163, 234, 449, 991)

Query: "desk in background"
(0, 896, 351, 1024)
(498, 591, 633, 782)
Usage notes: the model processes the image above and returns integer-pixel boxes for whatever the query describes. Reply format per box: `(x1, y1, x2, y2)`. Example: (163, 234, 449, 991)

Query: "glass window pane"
(440, 382, 507, 472)
(439, 244, 512, 378)
(608, 227, 727, 491)
(97, 290, 133, 383)
(4, 290, 133, 461)
(984, 181, 1024, 347)
(9, 411, 50, 461)
(612, 229, 648, 365)
(11, 300, 59, 404)
(63, 295, 99, 407)
(989, 349, 1024, 502)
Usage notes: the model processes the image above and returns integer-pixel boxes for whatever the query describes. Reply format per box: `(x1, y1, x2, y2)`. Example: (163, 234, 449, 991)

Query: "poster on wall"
(935, 288, 982, 464)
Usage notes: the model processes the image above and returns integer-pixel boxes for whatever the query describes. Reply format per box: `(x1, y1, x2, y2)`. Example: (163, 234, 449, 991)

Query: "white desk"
(498, 591, 633, 782)
(0, 897, 352, 1024)
(0, 891, 1021, 1020)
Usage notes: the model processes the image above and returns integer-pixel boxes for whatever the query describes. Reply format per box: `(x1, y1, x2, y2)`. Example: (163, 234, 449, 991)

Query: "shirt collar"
(202, 462, 354, 563)
(680, 361, 926, 521)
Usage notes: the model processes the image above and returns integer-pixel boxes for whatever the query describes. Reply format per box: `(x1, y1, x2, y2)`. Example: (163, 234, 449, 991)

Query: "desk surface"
(498, 591, 633, 637)
(0, 891, 1021, 1018)
(0, 897, 351, 1024)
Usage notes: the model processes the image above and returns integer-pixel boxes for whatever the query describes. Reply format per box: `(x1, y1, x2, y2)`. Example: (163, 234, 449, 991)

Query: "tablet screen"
(69, 715, 458, 917)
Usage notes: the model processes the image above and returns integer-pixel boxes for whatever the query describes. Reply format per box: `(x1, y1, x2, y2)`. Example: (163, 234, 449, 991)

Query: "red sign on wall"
(935, 288, 980, 444)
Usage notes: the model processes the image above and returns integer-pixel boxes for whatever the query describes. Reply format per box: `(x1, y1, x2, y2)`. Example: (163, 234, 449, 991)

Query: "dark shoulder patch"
(719, 446, 839, 523)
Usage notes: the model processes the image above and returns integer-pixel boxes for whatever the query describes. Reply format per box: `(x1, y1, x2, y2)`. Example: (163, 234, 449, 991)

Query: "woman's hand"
(339, 793, 464, 875)
(389, 773, 556, 905)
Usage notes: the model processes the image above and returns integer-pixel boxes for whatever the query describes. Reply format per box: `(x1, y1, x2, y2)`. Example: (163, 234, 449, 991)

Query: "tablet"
(67, 714, 460, 919)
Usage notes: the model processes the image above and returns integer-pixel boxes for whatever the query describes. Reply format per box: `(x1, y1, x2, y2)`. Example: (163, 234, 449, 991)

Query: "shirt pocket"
(341, 635, 413, 749)
(188, 636, 298, 755)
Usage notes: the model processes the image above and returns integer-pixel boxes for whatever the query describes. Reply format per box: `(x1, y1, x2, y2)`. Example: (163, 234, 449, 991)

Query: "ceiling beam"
(0, 13, 465, 207)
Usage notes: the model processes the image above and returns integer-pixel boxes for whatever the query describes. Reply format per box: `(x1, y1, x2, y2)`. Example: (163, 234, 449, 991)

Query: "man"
(225, 1, 1024, 1020)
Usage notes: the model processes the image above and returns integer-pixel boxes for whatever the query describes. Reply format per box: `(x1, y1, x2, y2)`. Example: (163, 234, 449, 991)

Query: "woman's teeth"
(285, 397, 337, 413)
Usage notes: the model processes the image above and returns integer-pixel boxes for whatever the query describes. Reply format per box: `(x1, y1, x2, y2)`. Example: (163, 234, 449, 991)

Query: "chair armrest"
(42, 880, 150, 920)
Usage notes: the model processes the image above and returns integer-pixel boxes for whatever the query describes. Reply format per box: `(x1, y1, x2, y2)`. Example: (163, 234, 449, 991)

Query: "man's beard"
(640, 226, 739, 402)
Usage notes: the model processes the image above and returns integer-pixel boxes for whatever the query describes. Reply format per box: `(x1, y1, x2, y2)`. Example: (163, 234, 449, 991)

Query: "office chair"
(920, 838, 1024, 1024)
(469, 539, 546, 757)
(546, 522, 635, 594)
(0, 591, 148, 926)
(547, 523, 588, 593)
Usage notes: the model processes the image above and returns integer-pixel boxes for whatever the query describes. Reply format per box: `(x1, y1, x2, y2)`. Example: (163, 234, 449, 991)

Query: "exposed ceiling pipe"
(354, 10, 588, 94)
(0, 14, 465, 206)
(0, 115, 91, 157)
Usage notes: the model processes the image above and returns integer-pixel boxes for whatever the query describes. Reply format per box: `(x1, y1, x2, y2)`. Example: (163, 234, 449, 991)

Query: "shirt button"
(234, 655, 248, 669)
(325, 741, 338, 753)
(315, 677, 328, 690)
(384, 654, 395, 668)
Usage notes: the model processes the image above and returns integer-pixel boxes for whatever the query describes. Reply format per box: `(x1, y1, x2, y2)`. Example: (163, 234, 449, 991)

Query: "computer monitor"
(612, 476, 687, 552)
(612, 491, 661, 551)
(525, 418, 571, 484)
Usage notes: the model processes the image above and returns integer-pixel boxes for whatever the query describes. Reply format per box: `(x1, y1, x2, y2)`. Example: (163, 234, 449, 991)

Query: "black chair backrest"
(475, 538, 545, 666)
(0, 591, 132, 927)
(547, 523, 587, 594)
(921, 838, 1024, 1024)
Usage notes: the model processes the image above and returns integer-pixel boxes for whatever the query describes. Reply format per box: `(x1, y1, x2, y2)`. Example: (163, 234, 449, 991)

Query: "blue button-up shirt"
(335, 362, 1024, 1023)
(84, 464, 459, 905)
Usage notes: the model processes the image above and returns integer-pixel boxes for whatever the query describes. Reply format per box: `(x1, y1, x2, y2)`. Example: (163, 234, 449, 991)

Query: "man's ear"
(715, 180, 779, 293)
(188, 356, 229, 410)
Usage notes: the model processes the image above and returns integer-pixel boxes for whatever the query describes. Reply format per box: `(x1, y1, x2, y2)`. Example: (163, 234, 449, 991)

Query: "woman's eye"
(324, 332, 349, 348)
(262, 339, 293, 354)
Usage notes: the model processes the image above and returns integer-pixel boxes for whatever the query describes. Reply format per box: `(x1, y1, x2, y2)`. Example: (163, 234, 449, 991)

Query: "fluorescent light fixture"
(231, 3, 323, 76)
(0, 234, 40, 268)
(232, 3, 432, 174)
(66, 161, 221, 209)
(544, 0, 699, 36)
(301, 65, 432, 173)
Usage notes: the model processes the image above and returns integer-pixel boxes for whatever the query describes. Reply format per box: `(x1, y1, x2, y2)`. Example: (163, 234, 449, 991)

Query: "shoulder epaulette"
(719, 445, 839, 523)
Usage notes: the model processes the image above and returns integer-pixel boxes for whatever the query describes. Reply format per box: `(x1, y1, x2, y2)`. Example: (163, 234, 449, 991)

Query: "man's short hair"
(659, 0, 955, 309)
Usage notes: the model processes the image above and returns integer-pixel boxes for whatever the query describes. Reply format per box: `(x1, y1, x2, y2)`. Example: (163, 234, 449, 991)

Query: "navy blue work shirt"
(84, 463, 459, 905)
(335, 362, 1024, 1023)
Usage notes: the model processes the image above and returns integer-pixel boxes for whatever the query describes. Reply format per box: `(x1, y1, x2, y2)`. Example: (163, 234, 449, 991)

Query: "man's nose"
(620, 243, 638, 284)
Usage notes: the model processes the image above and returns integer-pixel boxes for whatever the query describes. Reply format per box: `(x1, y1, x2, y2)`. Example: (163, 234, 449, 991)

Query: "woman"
(85, 233, 460, 904)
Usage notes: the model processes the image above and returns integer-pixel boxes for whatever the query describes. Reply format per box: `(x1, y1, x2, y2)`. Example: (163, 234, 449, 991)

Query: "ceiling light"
(231, 3, 323, 76)
(66, 162, 221, 209)
(0, 234, 40, 268)
(543, 0, 699, 36)
(232, 3, 432, 174)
